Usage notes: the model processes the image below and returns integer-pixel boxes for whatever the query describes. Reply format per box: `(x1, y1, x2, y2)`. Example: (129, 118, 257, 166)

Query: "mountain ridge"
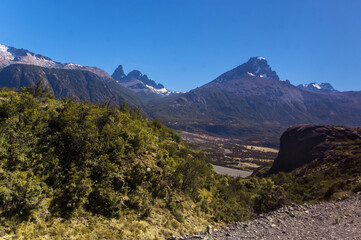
(0, 43, 179, 101)
(0, 63, 144, 107)
(297, 82, 339, 93)
(0, 44, 113, 82)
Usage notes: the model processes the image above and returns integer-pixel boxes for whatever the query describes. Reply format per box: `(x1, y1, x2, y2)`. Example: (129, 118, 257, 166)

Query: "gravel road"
(212, 164, 252, 178)
(171, 193, 361, 240)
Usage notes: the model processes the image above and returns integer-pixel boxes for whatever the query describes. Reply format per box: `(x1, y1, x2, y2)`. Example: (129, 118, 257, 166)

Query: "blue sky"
(1, 0, 361, 92)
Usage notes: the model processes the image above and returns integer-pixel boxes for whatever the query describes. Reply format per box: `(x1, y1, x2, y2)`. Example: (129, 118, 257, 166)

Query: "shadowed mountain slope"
(0, 64, 144, 107)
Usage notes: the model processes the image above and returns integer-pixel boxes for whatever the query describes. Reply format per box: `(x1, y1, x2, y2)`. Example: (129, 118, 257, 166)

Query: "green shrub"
(0, 169, 45, 218)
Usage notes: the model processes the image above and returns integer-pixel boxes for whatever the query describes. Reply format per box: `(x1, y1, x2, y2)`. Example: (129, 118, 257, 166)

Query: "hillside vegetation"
(0, 85, 360, 239)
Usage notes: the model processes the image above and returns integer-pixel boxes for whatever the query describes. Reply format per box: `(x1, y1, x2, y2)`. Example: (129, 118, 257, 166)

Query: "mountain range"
(0, 44, 177, 98)
(111, 65, 182, 97)
(1, 44, 361, 146)
(145, 57, 361, 146)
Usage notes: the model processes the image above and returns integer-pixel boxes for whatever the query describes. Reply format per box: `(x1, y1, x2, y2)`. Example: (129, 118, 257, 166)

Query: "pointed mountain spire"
(112, 65, 126, 81)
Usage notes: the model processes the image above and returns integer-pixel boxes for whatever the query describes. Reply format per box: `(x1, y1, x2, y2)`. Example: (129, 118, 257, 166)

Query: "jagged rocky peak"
(241, 56, 280, 80)
(111, 65, 126, 81)
(203, 56, 281, 88)
(126, 70, 163, 89)
(127, 70, 143, 79)
(297, 82, 339, 93)
(112, 65, 181, 97)
(140, 74, 165, 89)
(209, 56, 281, 84)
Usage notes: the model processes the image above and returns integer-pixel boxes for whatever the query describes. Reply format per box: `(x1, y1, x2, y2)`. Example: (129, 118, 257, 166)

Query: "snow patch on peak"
(297, 82, 338, 93)
(0, 43, 114, 81)
(0, 44, 15, 61)
(312, 83, 321, 89)
(256, 57, 266, 60)
(140, 84, 183, 96)
(34, 55, 53, 63)
(65, 63, 82, 67)
(247, 72, 256, 77)
(0, 44, 8, 52)
(145, 85, 168, 94)
(117, 77, 183, 97)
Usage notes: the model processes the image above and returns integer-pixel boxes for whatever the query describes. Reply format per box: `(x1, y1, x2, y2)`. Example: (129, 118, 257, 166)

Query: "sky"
(1, 0, 361, 92)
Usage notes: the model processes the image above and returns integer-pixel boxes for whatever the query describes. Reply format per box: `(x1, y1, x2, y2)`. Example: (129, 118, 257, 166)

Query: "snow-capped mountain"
(203, 56, 280, 88)
(297, 82, 338, 93)
(243, 56, 280, 80)
(112, 65, 182, 97)
(0, 44, 113, 81)
(200, 56, 285, 93)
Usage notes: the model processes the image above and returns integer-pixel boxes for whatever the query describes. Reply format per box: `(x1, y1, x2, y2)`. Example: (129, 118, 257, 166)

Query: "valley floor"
(179, 131, 277, 172)
(174, 193, 361, 240)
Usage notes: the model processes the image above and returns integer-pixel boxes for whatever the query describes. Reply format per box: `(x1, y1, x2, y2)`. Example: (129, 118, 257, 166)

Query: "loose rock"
(172, 194, 361, 240)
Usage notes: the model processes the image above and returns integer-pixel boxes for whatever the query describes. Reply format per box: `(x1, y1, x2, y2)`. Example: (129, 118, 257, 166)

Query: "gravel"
(170, 192, 361, 240)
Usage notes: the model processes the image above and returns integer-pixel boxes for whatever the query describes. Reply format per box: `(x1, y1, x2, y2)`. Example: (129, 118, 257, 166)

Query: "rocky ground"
(171, 193, 361, 240)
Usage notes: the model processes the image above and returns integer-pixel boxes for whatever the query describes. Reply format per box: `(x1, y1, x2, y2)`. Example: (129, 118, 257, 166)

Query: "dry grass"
(237, 162, 261, 169)
(1, 199, 219, 240)
(243, 145, 278, 153)
(178, 131, 278, 172)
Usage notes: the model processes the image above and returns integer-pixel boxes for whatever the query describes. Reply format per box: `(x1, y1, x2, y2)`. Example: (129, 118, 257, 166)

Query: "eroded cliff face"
(269, 125, 361, 174)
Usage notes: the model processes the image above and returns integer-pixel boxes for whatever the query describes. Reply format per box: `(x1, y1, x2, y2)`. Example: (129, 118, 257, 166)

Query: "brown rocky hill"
(269, 125, 361, 174)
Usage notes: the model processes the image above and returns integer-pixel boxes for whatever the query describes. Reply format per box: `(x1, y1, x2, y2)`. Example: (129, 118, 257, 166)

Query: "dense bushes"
(0, 85, 229, 225)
